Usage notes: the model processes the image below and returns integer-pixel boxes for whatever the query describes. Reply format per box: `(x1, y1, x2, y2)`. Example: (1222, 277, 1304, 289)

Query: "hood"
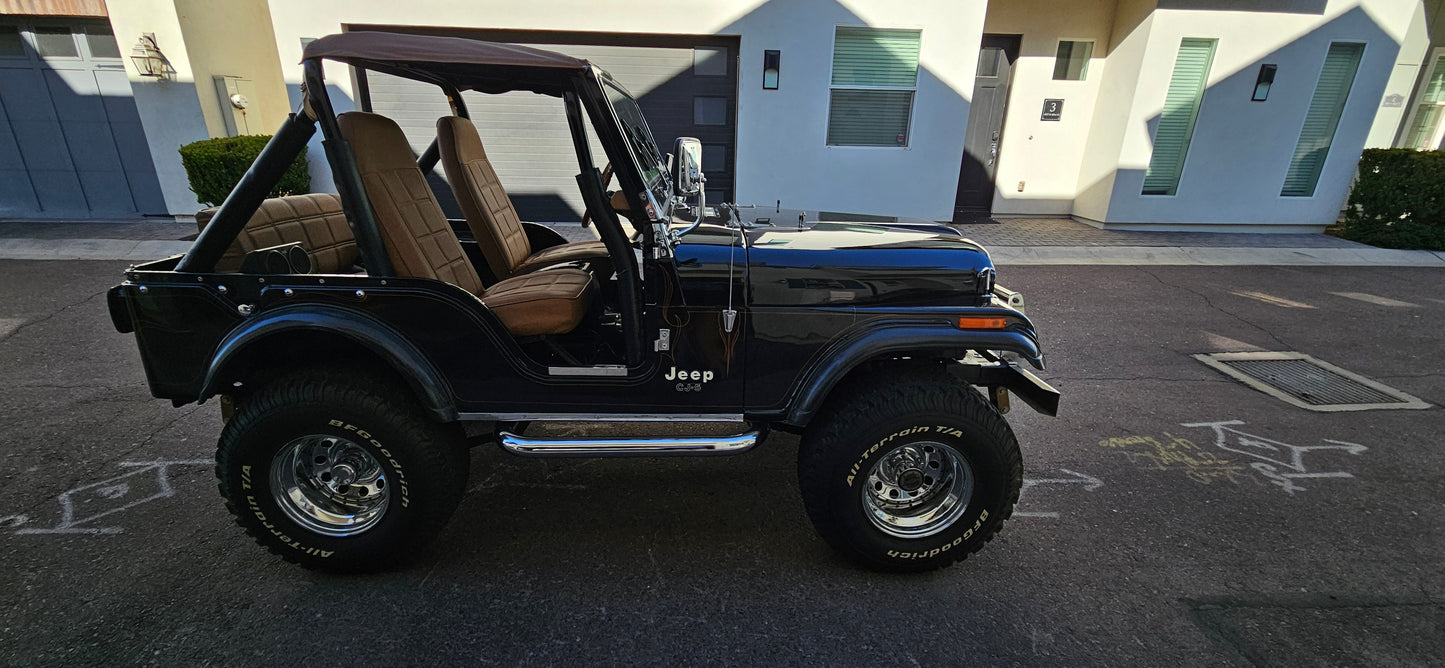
(744, 221, 995, 308)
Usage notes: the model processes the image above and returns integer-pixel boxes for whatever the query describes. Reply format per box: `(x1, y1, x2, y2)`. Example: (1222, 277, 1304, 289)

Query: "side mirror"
(672, 137, 703, 197)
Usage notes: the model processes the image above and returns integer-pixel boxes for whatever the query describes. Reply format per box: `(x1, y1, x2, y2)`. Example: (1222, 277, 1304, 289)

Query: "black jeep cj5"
(108, 32, 1058, 573)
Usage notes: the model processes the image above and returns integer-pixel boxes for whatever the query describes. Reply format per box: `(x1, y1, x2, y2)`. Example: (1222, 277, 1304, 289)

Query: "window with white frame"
(827, 26, 921, 147)
(1281, 41, 1365, 197)
(1142, 38, 1217, 196)
(1053, 40, 1094, 81)
(1401, 49, 1445, 151)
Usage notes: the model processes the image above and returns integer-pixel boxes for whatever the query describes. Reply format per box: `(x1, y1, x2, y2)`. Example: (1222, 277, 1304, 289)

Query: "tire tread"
(798, 366, 1022, 572)
(214, 367, 466, 573)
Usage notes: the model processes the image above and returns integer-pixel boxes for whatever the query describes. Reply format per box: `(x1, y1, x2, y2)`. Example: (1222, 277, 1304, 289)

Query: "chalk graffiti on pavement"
(11, 459, 212, 535)
(1180, 420, 1366, 495)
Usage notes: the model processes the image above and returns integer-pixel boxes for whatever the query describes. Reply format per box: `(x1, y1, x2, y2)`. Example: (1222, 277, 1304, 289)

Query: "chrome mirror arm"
(670, 173, 707, 243)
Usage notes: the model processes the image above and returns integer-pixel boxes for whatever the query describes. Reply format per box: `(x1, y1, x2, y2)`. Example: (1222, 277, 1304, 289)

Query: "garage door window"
(694, 46, 728, 77)
(694, 96, 727, 125)
(827, 26, 921, 147)
(702, 144, 727, 170)
(0, 26, 24, 58)
(33, 27, 78, 59)
(84, 26, 120, 59)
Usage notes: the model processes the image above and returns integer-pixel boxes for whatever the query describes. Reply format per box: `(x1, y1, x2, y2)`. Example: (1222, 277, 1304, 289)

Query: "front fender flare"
(784, 324, 1043, 426)
(200, 304, 457, 421)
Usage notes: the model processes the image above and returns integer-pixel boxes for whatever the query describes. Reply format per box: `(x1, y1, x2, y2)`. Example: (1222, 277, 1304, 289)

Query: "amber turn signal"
(956, 316, 1009, 330)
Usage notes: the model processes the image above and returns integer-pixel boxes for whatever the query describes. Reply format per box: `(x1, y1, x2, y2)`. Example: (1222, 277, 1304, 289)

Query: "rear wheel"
(798, 369, 1022, 572)
(215, 368, 468, 573)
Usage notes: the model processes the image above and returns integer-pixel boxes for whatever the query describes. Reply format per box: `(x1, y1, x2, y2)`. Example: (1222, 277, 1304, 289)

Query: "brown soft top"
(303, 31, 588, 70)
(303, 31, 591, 95)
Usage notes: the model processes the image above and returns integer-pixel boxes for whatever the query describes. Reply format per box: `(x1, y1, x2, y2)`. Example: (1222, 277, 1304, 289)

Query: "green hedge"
(1341, 149, 1445, 251)
(178, 135, 310, 207)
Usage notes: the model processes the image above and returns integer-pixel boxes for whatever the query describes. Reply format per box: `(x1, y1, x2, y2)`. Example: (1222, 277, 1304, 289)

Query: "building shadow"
(1076, 5, 1397, 229)
(1158, 0, 1327, 13)
(0, 21, 168, 220)
(342, 0, 973, 223)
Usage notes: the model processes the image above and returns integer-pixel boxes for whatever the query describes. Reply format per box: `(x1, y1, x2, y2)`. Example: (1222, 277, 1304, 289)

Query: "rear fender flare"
(785, 324, 1042, 426)
(200, 305, 456, 421)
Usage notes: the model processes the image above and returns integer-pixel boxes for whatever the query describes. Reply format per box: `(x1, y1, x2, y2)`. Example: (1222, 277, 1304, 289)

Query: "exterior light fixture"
(129, 33, 172, 80)
(763, 50, 780, 89)
(1252, 64, 1277, 101)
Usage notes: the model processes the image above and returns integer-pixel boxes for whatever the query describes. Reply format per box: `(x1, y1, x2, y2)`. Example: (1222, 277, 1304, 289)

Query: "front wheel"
(215, 369, 469, 573)
(798, 370, 1022, 572)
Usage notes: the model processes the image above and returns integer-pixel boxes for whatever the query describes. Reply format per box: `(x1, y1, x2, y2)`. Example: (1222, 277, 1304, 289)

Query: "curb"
(987, 245, 1445, 267)
(0, 238, 193, 261)
(0, 238, 1442, 267)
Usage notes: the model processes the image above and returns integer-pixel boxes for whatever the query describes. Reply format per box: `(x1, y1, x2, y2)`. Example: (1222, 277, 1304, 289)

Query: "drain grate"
(1194, 352, 1432, 412)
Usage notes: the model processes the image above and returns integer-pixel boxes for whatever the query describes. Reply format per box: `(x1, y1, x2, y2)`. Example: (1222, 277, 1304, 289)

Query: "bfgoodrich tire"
(215, 368, 468, 573)
(798, 369, 1022, 572)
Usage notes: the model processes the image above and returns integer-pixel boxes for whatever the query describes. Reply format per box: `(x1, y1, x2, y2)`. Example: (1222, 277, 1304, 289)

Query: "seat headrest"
(436, 115, 488, 164)
(337, 112, 419, 172)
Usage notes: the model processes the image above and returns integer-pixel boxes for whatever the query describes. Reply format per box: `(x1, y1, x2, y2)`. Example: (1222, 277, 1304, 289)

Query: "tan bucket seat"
(337, 111, 594, 337)
(435, 116, 609, 280)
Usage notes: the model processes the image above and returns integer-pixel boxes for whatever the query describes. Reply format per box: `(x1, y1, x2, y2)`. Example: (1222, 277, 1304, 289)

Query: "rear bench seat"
(195, 193, 359, 273)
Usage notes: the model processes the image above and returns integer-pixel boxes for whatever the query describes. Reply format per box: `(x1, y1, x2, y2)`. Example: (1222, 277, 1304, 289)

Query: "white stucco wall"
(106, 0, 210, 215)
(1074, 0, 1158, 223)
(173, 0, 291, 138)
(1391, 0, 1445, 147)
(1363, 0, 1430, 146)
(264, 0, 987, 222)
(1097, 0, 1423, 230)
(984, 0, 1118, 217)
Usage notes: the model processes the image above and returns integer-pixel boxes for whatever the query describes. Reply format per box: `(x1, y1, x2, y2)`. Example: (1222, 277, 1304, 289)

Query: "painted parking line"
(1329, 292, 1420, 308)
(1229, 291, 1316, 309)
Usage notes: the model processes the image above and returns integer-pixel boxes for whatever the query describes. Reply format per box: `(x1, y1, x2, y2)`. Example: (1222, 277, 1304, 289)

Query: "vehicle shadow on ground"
(253, 434, 1068, 663)
(436, 432, 825, 572)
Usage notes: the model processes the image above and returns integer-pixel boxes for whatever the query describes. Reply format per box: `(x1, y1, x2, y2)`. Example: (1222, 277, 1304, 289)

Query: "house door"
(953, 34, 1020, 221)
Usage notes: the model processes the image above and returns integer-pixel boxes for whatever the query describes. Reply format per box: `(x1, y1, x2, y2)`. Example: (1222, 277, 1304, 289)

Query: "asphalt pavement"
(0, 260, 1442, 666)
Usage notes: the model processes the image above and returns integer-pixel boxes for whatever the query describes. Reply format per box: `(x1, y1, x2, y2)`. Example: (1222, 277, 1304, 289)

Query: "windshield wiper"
(625, 125, 665, 170)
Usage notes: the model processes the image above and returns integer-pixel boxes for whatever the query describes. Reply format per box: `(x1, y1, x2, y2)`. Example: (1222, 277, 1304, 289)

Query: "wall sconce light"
(1252, 64, 1277, 101)
(763, 50, 780, 89)
(130, 33, 173, 80)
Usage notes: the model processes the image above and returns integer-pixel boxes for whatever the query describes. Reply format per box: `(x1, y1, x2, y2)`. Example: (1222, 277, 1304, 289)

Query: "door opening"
(953, 34, 1020, 222)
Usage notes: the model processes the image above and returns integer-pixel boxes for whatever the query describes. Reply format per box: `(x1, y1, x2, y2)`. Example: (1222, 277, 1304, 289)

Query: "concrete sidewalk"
(1, 218, 1442, 266)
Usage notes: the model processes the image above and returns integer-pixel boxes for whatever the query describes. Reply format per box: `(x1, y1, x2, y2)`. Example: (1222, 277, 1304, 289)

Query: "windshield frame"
(594, 71, 671, 211)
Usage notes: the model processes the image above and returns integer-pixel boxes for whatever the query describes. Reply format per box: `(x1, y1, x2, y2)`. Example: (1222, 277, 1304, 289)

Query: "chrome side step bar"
(459, 413, 744, 422)
(499, 430, 761, 458)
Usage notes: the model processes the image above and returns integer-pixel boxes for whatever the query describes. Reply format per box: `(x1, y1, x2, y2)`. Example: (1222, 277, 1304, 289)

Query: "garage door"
(358, 29, 737, 222)
(0, 19, 166, 220)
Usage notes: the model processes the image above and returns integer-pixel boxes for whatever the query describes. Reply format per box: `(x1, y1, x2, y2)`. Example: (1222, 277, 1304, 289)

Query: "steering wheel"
(581, 162, 614, 229)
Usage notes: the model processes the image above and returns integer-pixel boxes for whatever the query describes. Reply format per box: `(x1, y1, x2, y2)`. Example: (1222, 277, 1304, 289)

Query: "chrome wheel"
(862, 440, 974, 538)
(270, 435, 390, 537)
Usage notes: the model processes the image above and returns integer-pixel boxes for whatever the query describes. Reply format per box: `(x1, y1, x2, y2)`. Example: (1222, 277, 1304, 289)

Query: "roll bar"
(175, 110, 317, 273)
(303, 59, 395, 277)
(175, 49, 649, 369)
